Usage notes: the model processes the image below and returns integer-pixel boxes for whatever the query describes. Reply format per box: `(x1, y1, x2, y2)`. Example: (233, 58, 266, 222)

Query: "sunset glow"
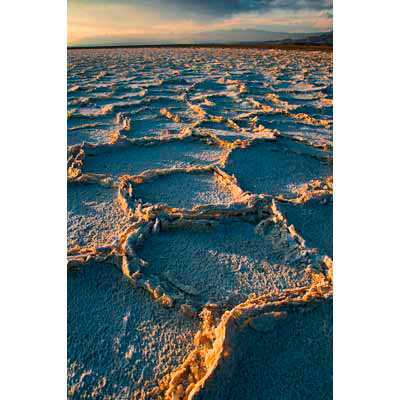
(68, 0, 333, 46)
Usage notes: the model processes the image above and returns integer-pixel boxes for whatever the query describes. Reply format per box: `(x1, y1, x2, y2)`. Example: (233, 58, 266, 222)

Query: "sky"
(68, 0, 333, 46)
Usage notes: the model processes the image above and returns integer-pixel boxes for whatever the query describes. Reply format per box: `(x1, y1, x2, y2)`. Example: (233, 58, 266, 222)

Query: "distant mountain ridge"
(69, 29, 332, 47)
(178, 29, 330, 44)
(268, 31, 333, 45)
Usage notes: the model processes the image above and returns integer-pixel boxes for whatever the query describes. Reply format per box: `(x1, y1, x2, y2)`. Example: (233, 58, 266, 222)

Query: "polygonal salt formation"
(67, 182, 131, 250)
(81, 137, 225, 178)
(191, 93, 241, 120)
(196, 121, 249, 143)
(67, 113, 118, 146)
(277, 195, 333, 258)
(68, 263, 199, 400)
(135, 218, 313, 310)
(224, 137, 332, 198)
(122, 116, 185, 139)
(130, 169, 236, 210)
(67, 123, 119, 146)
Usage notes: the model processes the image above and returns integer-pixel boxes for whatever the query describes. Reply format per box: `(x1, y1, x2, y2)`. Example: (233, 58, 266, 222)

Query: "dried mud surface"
(68, 48, 333, 399)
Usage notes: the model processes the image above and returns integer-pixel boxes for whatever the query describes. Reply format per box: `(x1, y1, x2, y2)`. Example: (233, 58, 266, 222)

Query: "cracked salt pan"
(68, 264, 199, 399)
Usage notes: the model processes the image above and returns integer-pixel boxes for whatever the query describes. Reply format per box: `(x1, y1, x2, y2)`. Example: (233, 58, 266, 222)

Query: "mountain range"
(69, 29, 333, 47)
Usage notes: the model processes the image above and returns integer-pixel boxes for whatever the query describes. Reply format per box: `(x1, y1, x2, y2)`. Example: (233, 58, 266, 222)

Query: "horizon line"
(67, 42, 333, 51)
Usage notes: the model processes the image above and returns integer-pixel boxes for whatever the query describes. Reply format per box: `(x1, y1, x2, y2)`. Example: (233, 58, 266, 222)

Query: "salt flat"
(68, 47, 333, 400)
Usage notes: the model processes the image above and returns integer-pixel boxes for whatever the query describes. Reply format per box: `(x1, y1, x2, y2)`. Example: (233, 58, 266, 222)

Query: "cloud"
(68, 0, 333, 44)
(325, 10, 333, 19)
(71, 0, 333, 20)
(162, 0, 333, 18)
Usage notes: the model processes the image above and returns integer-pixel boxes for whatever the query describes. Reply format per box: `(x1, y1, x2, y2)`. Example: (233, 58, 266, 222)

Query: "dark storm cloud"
(162, 0, 333, 18)
(72, 0, 333, 19)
